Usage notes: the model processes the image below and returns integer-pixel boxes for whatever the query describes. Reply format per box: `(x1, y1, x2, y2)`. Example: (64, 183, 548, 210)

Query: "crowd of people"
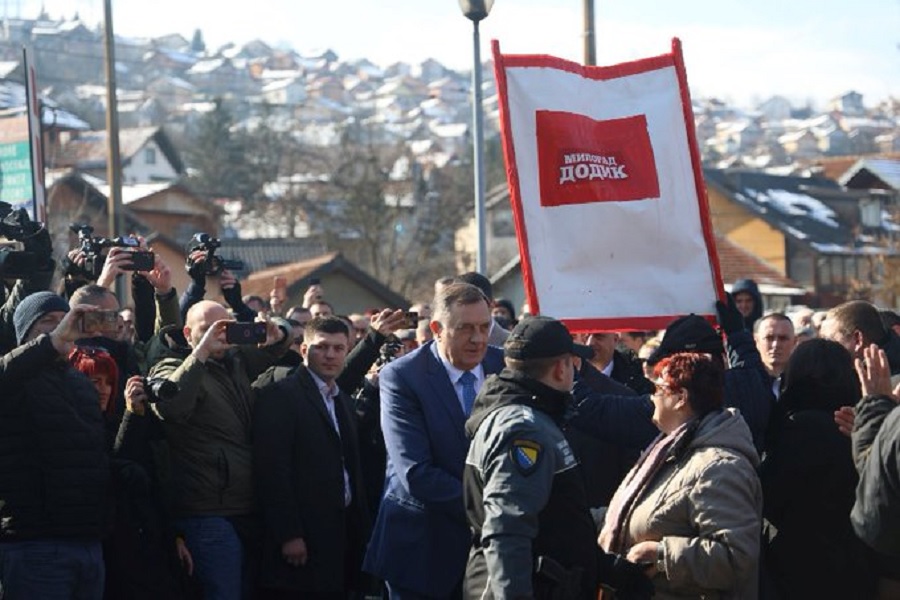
(2, 210, 900, 600)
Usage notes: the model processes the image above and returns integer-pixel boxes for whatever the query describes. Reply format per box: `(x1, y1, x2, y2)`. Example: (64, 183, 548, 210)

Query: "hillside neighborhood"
(1, 12, 898, 307)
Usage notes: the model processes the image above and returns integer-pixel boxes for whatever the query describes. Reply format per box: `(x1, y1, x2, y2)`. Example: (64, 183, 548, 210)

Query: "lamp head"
(458, 0, 495, 22)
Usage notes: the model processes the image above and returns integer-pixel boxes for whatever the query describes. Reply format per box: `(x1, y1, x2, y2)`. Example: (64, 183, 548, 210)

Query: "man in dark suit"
(363, 283, 504, 599)
(253, 315, 369, 599)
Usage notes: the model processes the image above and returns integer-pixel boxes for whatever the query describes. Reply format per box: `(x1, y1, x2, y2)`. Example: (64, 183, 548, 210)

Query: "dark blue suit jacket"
(363, 341, 504, 595)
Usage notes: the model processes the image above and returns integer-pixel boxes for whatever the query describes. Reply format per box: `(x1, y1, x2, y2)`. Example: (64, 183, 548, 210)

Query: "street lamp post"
(458, 0, 494, 275)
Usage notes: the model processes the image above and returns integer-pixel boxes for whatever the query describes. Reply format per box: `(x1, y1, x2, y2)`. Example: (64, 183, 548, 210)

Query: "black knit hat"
(14, 291, 69, 344)
(647, 314, 723, 366)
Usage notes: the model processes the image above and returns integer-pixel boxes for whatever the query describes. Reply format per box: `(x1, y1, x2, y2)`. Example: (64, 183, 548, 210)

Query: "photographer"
(147, 300, 291, 599)
(100, 243, 180, 333)
(0, 293, 109, 598)
(0, 203, 56, 354)
(179, 234, 252, 324)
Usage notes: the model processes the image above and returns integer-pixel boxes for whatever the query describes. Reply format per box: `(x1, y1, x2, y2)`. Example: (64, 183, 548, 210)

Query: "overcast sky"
(13, 0, 900, 109)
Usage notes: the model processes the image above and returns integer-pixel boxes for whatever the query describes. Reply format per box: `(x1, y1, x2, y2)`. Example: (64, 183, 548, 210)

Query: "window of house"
(144, 147, 157, 165)
(831, 256, 846, 283)
(844, 256, 857, 282)
(817, 257, 831, 286)
(860, 197, 882, 229)
(788, 252, 814, 286)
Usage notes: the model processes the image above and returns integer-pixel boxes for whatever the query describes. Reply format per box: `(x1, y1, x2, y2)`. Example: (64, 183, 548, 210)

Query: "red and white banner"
(493, 38, 724, 332)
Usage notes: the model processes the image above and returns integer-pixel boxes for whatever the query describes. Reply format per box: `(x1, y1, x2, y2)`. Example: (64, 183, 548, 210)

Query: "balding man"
(148, 300, 292, 600)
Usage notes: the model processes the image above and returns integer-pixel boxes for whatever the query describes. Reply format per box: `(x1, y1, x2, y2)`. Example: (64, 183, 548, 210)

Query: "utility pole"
(583, 0, 596, 66)
(103, 0, 125, 302)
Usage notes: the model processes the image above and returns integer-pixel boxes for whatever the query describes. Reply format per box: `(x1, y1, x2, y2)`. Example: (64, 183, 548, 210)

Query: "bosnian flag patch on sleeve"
(509, 439, 542, 475)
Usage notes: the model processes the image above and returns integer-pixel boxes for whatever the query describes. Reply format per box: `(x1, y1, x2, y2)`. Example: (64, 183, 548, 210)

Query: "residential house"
(757, 96, 793, 122)
(778, 130, 820, 160)
(262, 76, 308, 106)
(839, 157, 900, 192)
(829, 91, 866, 116)
(185, 57, 256, 97)
(705, 168, 899, 306)
(52, 126, 185, 184)
(455, 183, 518, 275)
(143, 49, 198, 79)
(151, 33, 190, 53)
(240, 251, 409, 314)
(96, 182, 220, 246)
(146, 76, 196, 112)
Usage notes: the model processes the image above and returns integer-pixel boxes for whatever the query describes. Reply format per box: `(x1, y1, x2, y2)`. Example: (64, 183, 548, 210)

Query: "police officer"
(463, 316, 654, 600)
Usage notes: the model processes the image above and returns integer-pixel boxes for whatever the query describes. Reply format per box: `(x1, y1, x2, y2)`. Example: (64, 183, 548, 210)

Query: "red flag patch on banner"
(537, 111, 660, 207)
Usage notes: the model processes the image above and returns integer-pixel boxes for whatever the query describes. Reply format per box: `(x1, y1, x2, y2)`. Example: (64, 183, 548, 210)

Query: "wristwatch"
(656, 543, 666, 574)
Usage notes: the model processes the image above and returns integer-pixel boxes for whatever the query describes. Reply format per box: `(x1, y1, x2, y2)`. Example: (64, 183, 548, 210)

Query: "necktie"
(459, 371, 477, 416)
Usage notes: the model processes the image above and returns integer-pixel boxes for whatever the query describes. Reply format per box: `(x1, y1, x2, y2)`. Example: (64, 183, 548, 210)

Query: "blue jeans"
(176, 516, 244, 600)
(0, 539, 104, 600)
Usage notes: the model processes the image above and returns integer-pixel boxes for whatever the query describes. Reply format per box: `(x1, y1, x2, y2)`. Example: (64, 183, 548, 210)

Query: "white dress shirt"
(308, 370, 352, 507)
(431, 342, 485, 414)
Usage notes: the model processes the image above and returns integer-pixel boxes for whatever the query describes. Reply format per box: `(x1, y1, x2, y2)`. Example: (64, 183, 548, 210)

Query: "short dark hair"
(827, 300, 886, 345)
(753, 312, 793, 334)
(432, 282, 489, 327)
(303, 315, 350, 342)
(286, 305, 310, 317)
(505, 355, 566, 379)
(654, 352, 724, 416)
(310, 300, 334, 312)
(243, 294, 266, 307)
(780, 338, 860, 411)
(456, 272, 493, 300)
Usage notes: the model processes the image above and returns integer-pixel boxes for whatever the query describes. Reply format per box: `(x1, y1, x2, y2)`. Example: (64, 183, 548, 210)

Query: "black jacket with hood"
(731, 278, 763, 331)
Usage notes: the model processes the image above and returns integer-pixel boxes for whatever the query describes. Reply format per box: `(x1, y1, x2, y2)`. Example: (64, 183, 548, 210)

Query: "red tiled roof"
(714, 235, 804, 290)
(806, 152, 900, 182)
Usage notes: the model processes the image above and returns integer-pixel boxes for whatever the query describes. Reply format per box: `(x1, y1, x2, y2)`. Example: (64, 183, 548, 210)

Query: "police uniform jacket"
(463, 368, 598, 600)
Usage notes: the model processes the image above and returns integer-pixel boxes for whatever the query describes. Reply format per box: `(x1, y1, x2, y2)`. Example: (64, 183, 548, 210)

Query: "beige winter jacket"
(620, 408, 762, 599)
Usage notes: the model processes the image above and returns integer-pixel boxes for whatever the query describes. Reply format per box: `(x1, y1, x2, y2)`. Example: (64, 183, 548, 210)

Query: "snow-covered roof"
(744, 188, 839, 228)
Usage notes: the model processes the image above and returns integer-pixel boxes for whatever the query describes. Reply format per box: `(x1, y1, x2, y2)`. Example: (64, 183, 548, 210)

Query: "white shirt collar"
(431, 342, 485, 388)
(307, 368, 339, 399)
(601, 359, 614, 377)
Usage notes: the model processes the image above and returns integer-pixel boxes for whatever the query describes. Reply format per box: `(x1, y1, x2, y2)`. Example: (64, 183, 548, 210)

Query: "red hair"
(653, 352, 724, 415)
(69, 346, 119, 415)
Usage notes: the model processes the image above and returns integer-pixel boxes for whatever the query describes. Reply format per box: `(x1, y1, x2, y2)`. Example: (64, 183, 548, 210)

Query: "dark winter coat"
(0, 334, 109, 541)
(852, 395, 900, 559)
(148, 324, 291, 517)
(253, 365, 369, 593)
(760, 384, 875, 599)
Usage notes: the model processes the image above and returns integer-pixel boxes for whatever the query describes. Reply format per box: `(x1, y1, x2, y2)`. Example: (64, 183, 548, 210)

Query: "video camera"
(375, 335, 404, 369)
(141, 377, 179, 404)
(69, 223, 141, 278)
(0, 201, 43, 279)
(187, 233, 244, 276)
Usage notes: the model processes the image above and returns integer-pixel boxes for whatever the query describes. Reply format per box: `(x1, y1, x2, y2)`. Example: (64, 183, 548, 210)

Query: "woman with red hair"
(69, 345, 120, 419)
(599, 352, 762, 599)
